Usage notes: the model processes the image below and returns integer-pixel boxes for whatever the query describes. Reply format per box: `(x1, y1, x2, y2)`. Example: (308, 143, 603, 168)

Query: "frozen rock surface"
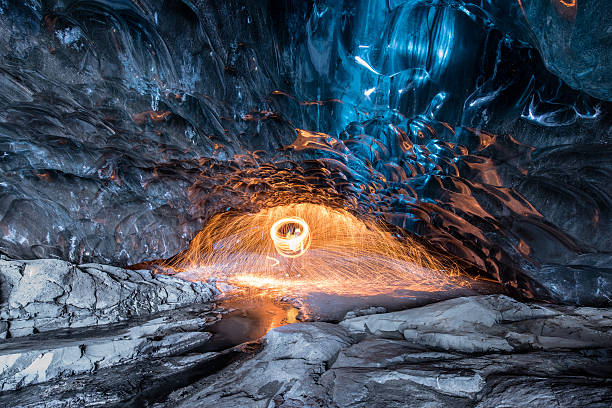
(0, 2, 610, 308)
(1, 288, 610, 406)
(158, 294, 612, 408)
(340, 294, 612, 353)
(522, 0, 612, 101)
(0, 258, 217, 338)
(0, 304, 219, 391)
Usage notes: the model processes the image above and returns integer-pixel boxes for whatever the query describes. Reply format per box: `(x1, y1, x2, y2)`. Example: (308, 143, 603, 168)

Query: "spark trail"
(166, 203, 468, 296)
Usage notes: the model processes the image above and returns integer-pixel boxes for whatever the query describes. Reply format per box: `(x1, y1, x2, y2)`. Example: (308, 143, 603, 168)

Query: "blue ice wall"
(0, 0, 610, 303)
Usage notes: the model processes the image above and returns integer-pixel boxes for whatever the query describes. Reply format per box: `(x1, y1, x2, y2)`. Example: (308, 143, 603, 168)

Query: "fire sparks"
(270, 217, 311, 258)
(167, 203, 467, 296)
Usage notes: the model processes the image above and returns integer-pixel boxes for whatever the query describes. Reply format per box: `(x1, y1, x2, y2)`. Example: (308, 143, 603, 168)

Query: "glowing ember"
(167, 203, 468, 295)
(270, 217, 311, 258)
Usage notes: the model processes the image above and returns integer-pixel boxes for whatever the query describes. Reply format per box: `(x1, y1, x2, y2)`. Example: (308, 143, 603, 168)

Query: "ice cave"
(0, 0, 610, 406)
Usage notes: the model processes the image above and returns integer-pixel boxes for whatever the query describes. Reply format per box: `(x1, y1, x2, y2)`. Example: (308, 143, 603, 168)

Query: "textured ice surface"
(0, 1, 610, 304)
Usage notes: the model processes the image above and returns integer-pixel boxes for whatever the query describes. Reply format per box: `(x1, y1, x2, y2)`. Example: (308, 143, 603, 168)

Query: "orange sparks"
(165, 203, 468, 296)
(270, 217, 311, 258)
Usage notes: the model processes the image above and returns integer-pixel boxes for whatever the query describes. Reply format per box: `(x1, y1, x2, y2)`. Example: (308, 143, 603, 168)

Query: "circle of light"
(270, 217, 311, 258)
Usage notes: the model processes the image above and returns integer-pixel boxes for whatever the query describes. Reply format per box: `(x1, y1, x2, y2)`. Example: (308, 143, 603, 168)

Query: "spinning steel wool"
(270, 217, 311, 258)
(167, 203, 466, 295)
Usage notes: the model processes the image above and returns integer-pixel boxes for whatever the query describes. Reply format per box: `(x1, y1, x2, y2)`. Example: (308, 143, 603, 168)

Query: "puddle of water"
(196, 274, 502, 354)
(194, 290, 299, 353)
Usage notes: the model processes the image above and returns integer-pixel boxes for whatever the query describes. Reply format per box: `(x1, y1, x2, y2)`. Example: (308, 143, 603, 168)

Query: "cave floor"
(0, 258, 611, 407)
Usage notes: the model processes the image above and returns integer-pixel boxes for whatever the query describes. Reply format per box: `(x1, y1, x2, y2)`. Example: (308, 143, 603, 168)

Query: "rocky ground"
(0, 258, 218, 338)
(1, 259, 611, 407)
(163, 295, 612, 408)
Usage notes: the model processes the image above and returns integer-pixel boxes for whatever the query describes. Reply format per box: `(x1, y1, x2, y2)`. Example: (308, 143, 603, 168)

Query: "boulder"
(166, 322, 354, 408)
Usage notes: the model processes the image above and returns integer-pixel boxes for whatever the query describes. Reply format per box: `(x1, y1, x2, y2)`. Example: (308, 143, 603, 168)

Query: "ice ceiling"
(0, 1, 610, 304)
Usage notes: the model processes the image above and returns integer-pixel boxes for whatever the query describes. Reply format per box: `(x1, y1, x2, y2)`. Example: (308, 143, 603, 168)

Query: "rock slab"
(0, 258, 217, 338)
(162, 295, 612, 408)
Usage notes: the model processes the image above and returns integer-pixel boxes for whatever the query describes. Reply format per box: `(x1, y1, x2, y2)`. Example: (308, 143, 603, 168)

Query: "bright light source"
(164, 203, 466, 296)
(270, 217, 311, 258)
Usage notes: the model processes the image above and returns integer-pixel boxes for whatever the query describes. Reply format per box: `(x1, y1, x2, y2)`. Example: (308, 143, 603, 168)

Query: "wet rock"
(340, 295, 612, 353)
(0, 304, 216, 391)
(0, 258, 218, 338)
(320, 337, 612, 407)
(0, 351, 222, 408)
(161, 295, 611, 407)
(0, 294, 609, 406)
(164, 323, 354, 408)
(476, 376, 612, 408)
